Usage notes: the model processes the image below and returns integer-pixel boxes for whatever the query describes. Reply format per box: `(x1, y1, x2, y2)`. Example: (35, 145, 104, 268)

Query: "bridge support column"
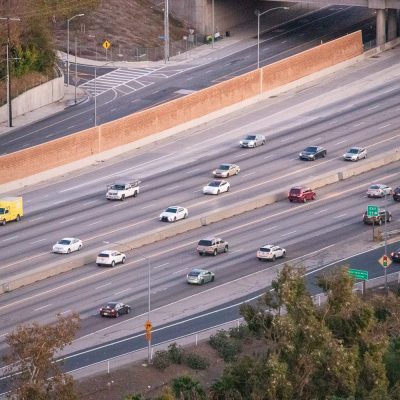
(376, 8, 386, 45)
(387, 9, 398, 41)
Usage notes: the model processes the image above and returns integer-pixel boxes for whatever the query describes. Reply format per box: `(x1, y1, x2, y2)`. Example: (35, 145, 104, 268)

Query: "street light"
(164, 0, 169, 63)
(67, 13, 84, 87)
(0, 16, 21, 127)
(256, 7, 289, 69)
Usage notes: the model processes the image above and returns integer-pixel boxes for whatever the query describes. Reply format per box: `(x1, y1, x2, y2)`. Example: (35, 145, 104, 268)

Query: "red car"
(99, 302, 131, 318)
(288, 186, 316, 203)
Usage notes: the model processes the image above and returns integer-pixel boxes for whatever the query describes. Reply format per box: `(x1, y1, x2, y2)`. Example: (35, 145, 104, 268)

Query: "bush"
(171, 375, 206, 400)
(153, 350, 172, 370)
(229, 324, 251, 339)
(167, 343, 184, 364)
(209, 330, 241, 362)
(183, 353, 210, 370)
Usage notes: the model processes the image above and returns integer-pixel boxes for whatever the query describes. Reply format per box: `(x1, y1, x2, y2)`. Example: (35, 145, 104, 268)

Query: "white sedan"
(367, 184, 393, 198)
(257, 244, 286, 261)
(53, 238, 83, 254)
(96, 250, 126, 267)
(343, 146, 367, 161)
(203, 180, 230, 195)
(159, 206, 188, 222)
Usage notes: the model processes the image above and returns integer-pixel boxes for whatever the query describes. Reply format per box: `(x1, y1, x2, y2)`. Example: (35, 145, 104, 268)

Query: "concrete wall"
(0, 32, 363, 185)
(0, 76, 64, 124)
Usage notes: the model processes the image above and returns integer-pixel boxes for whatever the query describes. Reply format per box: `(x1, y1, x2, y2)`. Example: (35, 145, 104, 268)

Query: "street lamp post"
(0, 16, 21, 127)
(211, 0, 215, 49)
(164, 0, 169, 63)
(384, 192, 388, 292)
(256, 7, 289, 69)
(67, 13, 84, 87)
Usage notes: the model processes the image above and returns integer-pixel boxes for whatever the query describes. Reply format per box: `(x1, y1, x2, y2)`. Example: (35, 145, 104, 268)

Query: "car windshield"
(349, 148, 359, 154)
(111, 184, 125, 190)
(165, 208, 177, 213)
(304, 146, 317, 153)
(260, 247, 271, 252)
(198, 240, 212, 246)
(105, 302, 118, 309)
(189, 271, 200, 277)
(58, 239, 71, 245)
(219, 165, 229, 170)
(395, 188, 400, 193)
(369, 185, 380, 190)
(245, 135, 256, 140)
(208, 181, 220, 187)
(0, 208, 5, 214)
(290, 189, 301, 195)
(98, 253, 110, 258)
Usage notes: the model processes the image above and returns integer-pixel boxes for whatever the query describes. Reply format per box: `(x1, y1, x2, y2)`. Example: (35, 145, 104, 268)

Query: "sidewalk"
(0, 4, 316, 136)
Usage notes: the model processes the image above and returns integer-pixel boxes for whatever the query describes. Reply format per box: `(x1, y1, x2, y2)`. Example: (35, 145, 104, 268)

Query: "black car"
(390, 249, 400, 262)
(363, 209, 392, 225)
(299, 146, 327, 161)
(99, 302, 131, 318)
(393, 187, 400, 202)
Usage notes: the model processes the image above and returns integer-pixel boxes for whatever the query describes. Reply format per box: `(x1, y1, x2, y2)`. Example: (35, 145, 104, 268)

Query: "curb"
(2, 151, 399, 295)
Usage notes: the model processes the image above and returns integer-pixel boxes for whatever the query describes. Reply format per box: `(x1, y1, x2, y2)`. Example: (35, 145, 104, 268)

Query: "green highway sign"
(367, 205, 379, 218)
(348, 268, 369, 280)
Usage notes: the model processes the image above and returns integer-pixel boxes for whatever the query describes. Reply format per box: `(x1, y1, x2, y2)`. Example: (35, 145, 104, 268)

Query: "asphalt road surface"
(0, 6, 375, 154)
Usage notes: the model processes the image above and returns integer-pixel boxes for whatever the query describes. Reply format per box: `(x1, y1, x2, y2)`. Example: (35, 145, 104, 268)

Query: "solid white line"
(34, 304, 51, 311)
(280, 230, 296, 237)
(114, 288, 132, 296)
(154, 262, 169, 269)
(95, 282, 112, 289)
(262, 225, 277, 232)
(2, 236, 18, 242)
(31, 238, 47, 244)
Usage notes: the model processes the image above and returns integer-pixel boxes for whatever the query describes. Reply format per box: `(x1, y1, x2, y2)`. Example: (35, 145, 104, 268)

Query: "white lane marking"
(60, 218, 74, 224)
(280, 137, 291, 142)
(186, 168, 200, 174)
(333, 213, 347, 219)
(193, 189, 202, 193)
(31, 238, 47, 244)
(88, 220, 103, 226)
(242, 172, 256, 177)
(154, 262, 169, 269)
(0, 251, 50, 271)
(264, 155, 273, 159)
(328, 120, 337, 125)
(95, 282, 112, 289)
(280, 230, 296, 237)
(314, 208, 329, 215)
(2, 236, 18, 242)
(378, 123, 391, 130)
(172, 267, 189, 275)
(167, 185, 181, 190)
(262, 225, 277, 232)
(60, 309, 72, 314)
(30, 217, 43, 222)
(353, 122, 364, 127)
(313, 137, 322, 141)
(141, 204, 155, 209)
(34, 304, 51, 311)
(0, 332, 9, 338)
(114, 288, 132, 296)
(112, 202, 127, 207)
(335, 139, 349, 145)
(229, 249, 242, 254)
(58, 153, 172, 193)
(83, 200, 97, 206)
(367, 105, 379, 110)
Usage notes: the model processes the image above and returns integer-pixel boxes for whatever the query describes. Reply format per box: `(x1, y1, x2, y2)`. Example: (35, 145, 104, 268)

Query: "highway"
(0, 5, 375, 154)
(1, 43, 400, 282)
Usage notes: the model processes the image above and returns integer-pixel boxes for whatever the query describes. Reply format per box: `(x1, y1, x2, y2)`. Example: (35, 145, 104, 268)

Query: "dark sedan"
(393, 187, 400, 202)
(99, 302, 131, 318)
(299, 146, 327, 161)
(390, 249, 400, 263)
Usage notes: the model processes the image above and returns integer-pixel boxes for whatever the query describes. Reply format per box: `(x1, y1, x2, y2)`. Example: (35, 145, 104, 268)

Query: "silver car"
(239, 134, 266, 148)
(343, 147, 367, 161)
(186, 268, 215, 285)
(197, 237, 229, 256)
(213, 163, 240, 178)
(367, 184, 393, 198)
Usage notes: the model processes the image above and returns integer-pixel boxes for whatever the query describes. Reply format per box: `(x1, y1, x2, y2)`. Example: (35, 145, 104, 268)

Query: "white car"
(213, 163, 240, 178)
(203, 180, 230, 195)
(96, 250, 126, 267)
(53, 238, 83, 254)
(257, 244, 286, 261)
(239, 134, 266, 148)
(343, 147, 367, 161)
(367, 184, 393, 198)
(159, 206, 188, 222)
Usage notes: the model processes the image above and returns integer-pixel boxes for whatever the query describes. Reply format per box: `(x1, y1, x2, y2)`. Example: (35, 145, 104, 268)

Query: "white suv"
(96, 250, 126, 267)
(257, 244, 286, 261)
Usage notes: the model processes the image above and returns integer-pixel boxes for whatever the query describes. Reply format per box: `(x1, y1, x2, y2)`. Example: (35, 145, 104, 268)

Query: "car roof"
(60, 237, 77, 241)
(290, 186, 308, 190)
(348, 146, 362, 150)
(200, 237, 220, 241)
(190, 268, 208, 273)
(260, 244, 275, 248)
(98, 250, 116, 255)
(219, 163, 233, 167)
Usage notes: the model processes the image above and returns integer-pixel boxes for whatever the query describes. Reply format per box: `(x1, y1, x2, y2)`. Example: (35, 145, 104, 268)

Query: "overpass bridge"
(169, 0, 400, 46)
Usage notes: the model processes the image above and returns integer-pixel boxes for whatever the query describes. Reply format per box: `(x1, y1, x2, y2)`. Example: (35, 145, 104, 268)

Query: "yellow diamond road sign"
(102, 40, 111, 49)
(378, 255, 392, 269)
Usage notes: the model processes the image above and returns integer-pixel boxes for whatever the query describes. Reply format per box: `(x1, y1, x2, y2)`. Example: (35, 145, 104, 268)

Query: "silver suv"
(197, 237, 228, 256)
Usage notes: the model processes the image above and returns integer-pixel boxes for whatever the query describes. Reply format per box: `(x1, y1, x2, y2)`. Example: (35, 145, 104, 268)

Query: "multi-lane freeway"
(0, 5, 375, 154)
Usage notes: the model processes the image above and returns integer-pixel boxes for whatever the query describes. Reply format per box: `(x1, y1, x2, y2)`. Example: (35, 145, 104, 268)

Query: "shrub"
(167, 343, 184, 364)
(153, 349, 172, 370)
(209, 330, 241, 362)
(183, 352, 210, 370)
(171, 375, 206, 400)
(229, 324, 251, 339)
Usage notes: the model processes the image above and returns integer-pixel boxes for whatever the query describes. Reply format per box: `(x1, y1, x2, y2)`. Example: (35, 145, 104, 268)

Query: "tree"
(170, 375, 206, 400)
(4, 312, 80, 399)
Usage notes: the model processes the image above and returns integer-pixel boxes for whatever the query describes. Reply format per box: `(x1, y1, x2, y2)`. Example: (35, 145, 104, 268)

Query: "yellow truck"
(0, 197, 23, 225)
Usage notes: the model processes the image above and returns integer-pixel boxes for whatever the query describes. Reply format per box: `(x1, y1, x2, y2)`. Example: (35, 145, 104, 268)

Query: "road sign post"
(367, 205, 379, 240)
(348, 268, 368, 296)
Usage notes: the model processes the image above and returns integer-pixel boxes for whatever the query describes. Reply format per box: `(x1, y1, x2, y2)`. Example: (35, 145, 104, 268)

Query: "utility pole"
(164, 0, 169, 63)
